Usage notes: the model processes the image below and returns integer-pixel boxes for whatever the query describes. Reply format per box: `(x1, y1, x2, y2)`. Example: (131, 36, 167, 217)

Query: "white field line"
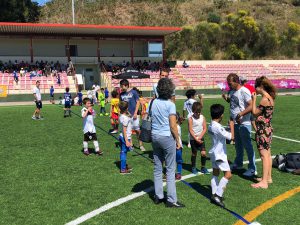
(65, 157, 269, 225)
(251, 131, 300, 144)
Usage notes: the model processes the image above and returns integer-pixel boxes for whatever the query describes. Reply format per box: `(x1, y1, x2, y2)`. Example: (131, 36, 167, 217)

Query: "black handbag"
(140, 99, 155, 143)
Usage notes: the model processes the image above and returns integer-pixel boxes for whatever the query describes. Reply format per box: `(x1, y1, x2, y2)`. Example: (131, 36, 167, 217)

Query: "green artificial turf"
(0, 96, 299, 225)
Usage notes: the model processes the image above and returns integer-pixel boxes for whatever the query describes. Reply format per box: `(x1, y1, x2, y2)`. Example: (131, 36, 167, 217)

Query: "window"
(148, 42, 162, 57)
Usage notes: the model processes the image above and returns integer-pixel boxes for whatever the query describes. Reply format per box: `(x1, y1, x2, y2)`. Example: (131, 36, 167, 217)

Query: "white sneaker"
(140, 146, 146, 152)
(243, 169, 257, 177)
(32, 116, 37, 120)
(187, 143, 191, 148)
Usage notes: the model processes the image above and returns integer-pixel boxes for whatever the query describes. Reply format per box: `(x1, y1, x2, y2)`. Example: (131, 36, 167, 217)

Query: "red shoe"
(175, 173, 182, 180)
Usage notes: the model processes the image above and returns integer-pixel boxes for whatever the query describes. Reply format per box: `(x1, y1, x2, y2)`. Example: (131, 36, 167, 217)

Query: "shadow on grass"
(184, 182, 212, 200)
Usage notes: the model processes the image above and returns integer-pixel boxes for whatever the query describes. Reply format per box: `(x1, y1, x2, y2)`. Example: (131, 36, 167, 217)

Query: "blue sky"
(32, 0, 51, 5)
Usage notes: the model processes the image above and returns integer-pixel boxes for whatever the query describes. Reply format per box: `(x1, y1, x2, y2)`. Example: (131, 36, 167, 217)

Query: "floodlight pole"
(72, 0, 75, 25)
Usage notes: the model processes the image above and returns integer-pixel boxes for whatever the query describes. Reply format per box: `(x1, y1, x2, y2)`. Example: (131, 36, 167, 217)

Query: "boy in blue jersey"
(119, 79, 146, 152)
(77, 89, 83, 106)
(64, 87, 72, 117)
(50, 86, 55, 104)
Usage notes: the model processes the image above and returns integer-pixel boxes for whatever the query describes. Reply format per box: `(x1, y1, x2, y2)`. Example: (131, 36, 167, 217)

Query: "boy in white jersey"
(189, 102, 209, 175)
(81, 98, 103, 156)
(183, 89, 204, 148)
(208, 104, 233, 208)
(118, 101, 133, 174)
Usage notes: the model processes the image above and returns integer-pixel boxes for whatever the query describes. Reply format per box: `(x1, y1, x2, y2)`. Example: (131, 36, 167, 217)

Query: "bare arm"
(198, 117, 207, 139)
(188, 117, 198, 141)
(170, 115, 181, 149)
(133, 100, 140, 119)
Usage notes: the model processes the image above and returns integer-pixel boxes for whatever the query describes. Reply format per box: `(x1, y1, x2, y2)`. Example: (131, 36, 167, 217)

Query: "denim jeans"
(152, 134, 177, 203)
(234, 124, 256, 171)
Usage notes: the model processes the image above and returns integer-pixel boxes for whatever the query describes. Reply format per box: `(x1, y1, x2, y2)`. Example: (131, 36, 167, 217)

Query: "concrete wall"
(0, 38, 29, 56)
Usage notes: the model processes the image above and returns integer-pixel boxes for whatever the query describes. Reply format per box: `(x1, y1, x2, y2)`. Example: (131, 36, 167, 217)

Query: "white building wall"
(0, 38, 29, 56)
(69, 39, 97, 57)
(33, 39, 66, 57)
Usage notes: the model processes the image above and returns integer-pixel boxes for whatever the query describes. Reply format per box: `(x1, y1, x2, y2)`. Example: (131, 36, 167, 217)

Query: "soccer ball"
(250, 222, 262, 225)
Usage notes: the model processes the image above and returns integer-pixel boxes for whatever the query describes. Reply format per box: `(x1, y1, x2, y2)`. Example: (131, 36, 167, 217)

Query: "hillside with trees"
(37, 0, 300, 59)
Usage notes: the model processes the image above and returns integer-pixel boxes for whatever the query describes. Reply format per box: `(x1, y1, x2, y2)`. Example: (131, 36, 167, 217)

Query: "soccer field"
(0, 96, 299, 225)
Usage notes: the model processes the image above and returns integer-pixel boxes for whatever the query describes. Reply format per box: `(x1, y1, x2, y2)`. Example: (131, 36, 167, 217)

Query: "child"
(189, 102, 210, 175)
(208, 104, 233, 208)
(118, 101, 133, 174)
(50, 86, 55, 104)
(63, 87, 72, 117)
(81, 98, 103, 156)
(77, 89, 83, 106)
(110, 89, 119, 134)
(183, 89, 204, 148)
(99, 88, 108, 116)
(176, 112, 183, 180)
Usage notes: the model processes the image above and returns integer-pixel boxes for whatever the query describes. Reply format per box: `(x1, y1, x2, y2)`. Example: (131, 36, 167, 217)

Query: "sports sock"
(216, 177, 229, 197)
(201, 155, 206, 167)
(83, 141, 88, 151)
(211, 176, 219, 195)
(93, 141, 100, 152)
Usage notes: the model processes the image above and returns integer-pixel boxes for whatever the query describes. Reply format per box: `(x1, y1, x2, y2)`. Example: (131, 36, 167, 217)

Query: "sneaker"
(200, 167, 210, 175)
(140, 146, 146, 152)
(243, 169, 257, 177)
(100, 113, 103, 116)
(175, 173, 182, 180)
(32, 116, 37, 120)
(211, 194, 225, 208)
(105, 113, 109, 116)
(166, 201, 185, 208)
(96, 150, 103, 156)
(163, 174, 167, 181)
(109, 129, 114, 133)
(187, 143, 191, 148)
(38, 116, 44, 120)
(230, 164, 243, 171)
(153, 195, 165, 205)
(192, 167, 198, 175)
(120, 169, 132, 175)
(110, 130, 118, 134)
(126, 164, 133, 171)
(83, 151, 90, 156)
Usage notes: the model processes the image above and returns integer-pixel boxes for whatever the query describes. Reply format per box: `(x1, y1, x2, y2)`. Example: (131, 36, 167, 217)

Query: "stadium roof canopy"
(0, 22, 181, 38)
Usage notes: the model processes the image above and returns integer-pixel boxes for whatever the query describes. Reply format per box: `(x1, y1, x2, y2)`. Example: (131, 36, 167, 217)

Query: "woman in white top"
(188, 102, 209, 175)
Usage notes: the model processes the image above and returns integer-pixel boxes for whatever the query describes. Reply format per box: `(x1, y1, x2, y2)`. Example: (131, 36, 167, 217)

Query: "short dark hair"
(111, 89, 118, 98)
(185, 89, 196, 99)
(65, 87, 69, 92)
(157, 78, 175, 100)
(192, 102, 202, 113)
(101, 88, 104, 91)
(83, 97, 91, 105)
(120, 79, 129, 87)
(119, 101, 128, 114)
(210, 104, 225, 120)
(160, 67, 170, 75)
(227, 73, 239, 83)
(36, 80, 40, 84)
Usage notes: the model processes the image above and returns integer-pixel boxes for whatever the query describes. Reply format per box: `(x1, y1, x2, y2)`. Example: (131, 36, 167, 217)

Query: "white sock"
(93, 141, 99, 152)
(216, 177, 229, 197)
(211, 176, 219, 195)
(83, 141, 88, 151)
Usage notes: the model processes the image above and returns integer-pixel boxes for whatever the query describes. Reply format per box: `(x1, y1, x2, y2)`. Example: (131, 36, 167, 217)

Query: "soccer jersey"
(81, 107, 96, 134)
(119, 114, 133, 140)
(183, 98, 197, 118)
(208, 121, 232, 161)
(111, 98, 120, 114)
(50, 87, 54, 96)
(189, 115, 204, 140)
(120, 89, 139, 116)
(33, 86, 41, 101)
(64, 92, 72, 104)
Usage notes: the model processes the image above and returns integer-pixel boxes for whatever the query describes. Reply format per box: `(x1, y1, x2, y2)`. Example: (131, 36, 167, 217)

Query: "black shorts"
(190, 139, 206, 152)
(65, 102, 71, 108)
(35, 101, 42, 109)
(84, 132, 97, 141)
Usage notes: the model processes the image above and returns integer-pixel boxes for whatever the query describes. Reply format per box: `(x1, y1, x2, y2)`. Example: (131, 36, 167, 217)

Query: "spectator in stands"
(13, 70, 18, 85)
(30, 70, 37, 80)
(20, 68, 25, 77)
(57, 74, 61, 86)
(149, 78, 184, 208)
(227, 73, 257, 177)
(67, 59, 74, 76)
(50, 86, 55, 104)
(182, 60, 189, 68)
(32, 81, 43, 120)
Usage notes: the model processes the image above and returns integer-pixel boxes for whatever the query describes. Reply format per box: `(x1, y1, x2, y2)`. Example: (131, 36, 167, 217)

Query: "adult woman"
(251, 76, 276, 189)
(150, 78, 184, 207)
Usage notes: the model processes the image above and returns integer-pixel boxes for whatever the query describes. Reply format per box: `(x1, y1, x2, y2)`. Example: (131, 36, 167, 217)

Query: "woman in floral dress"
(251, 76, 277, 189)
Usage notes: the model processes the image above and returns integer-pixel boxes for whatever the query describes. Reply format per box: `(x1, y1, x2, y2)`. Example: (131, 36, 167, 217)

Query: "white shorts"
(132, 116, 140, 131)
(210, 153, 231, 172)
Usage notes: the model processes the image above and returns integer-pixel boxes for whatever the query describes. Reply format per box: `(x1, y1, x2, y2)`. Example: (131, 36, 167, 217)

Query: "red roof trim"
(0, 22, 181, 32)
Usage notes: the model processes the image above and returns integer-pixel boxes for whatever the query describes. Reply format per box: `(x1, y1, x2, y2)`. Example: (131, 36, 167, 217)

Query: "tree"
(280, 22, 300, 58)
(0, 0, 40, 22)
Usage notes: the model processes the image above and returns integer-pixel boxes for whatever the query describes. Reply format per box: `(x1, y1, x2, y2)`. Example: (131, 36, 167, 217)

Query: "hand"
(126, 141, 132, 147)
(251, 92, 257, 100)
(197, 138, 203, 144)
(235, 114, 241, 124)
(133, 113, 137, 120)
(176, 141, 182, 149)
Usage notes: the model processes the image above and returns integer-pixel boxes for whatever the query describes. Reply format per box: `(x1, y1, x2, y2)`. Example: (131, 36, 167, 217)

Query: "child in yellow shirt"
(110, 89, 119, 134)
